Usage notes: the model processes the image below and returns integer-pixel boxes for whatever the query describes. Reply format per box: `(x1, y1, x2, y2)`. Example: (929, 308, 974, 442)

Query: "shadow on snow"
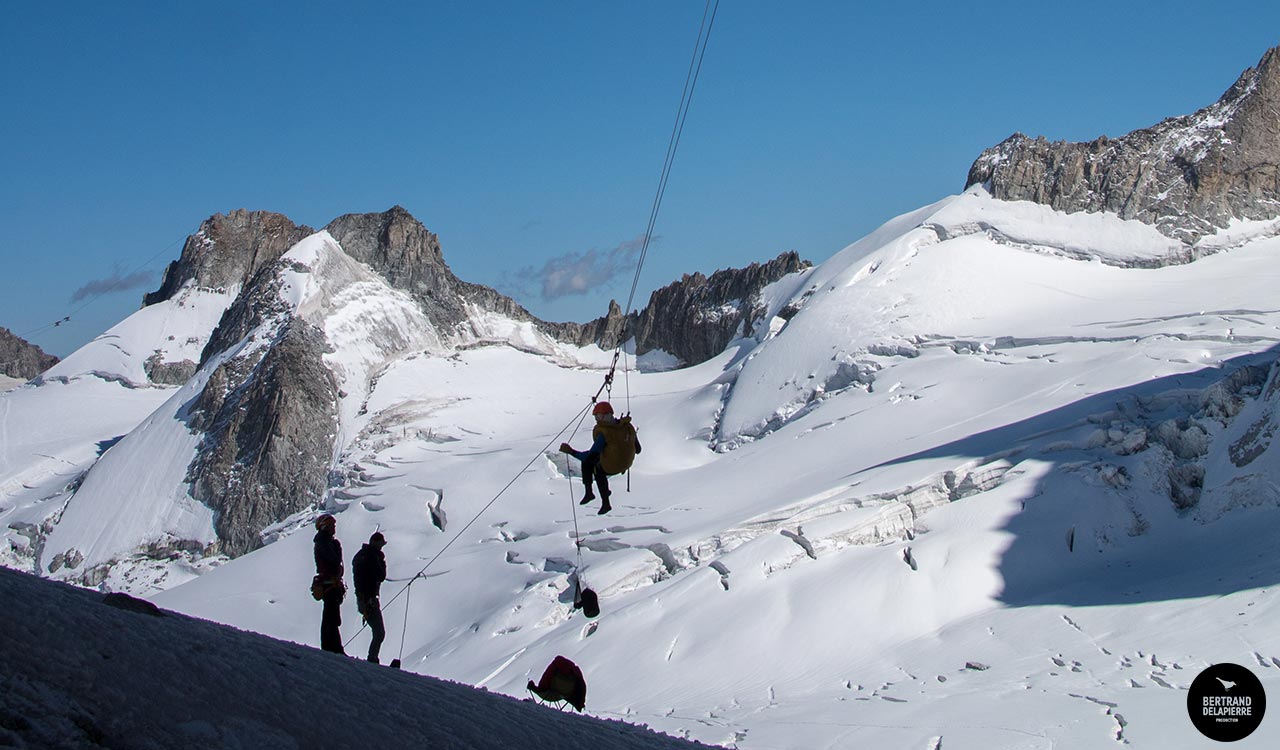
(861, 346, 1280, 609)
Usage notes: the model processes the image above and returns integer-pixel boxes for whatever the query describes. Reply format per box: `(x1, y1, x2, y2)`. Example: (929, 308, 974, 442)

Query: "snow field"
(5, 189, 1280, 746)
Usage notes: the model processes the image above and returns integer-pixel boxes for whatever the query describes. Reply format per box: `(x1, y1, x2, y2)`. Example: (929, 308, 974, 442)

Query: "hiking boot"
(598, 502, 612, 515)
(580, 492, 595, 505)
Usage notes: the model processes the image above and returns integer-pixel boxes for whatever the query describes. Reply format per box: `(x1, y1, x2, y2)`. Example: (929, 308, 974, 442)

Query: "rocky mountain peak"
(321, 206, 528, 333)
(0, 327, 59, 381)
(323, 206, 448, 288)
(966, 45, 1280, 245)
(143, 209, 313, 306)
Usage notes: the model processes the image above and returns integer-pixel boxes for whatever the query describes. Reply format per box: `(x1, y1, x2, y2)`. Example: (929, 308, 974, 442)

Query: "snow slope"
(6, 188, 1280, 747)
(39, 283, 236, 388)
(0, 565, 713, 750)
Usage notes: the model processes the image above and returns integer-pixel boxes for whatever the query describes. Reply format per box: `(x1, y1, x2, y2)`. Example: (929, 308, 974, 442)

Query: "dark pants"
(360, 595, 386, 663)
(581, 453, 611, 500)
(320, 587, 344, 654)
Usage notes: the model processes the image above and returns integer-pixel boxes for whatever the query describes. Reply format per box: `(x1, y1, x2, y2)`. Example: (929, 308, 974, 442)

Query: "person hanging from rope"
(352, 531, 388, 664)
(311, 514, 347, 655)
(559, 401, 640, 515)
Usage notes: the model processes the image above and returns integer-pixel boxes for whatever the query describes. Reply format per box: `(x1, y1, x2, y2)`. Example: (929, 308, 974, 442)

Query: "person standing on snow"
(351, 531, 388, 664)
(559, 401, 640, 515)
(313, 514, 346, 654)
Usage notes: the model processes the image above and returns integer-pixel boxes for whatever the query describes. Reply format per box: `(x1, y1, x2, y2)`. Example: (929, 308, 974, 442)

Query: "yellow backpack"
(593, 416, 638, 475)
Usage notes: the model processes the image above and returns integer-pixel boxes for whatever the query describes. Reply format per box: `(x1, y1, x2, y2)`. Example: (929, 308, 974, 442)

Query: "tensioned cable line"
(16, 230, 193, 341)
(344, 401, 594, 650)
(621, 0, 720, 323)
(345, 1, 722, 652)
(601, 0, 720, 403)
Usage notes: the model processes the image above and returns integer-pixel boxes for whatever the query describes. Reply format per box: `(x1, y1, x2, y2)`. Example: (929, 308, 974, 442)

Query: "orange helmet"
(592, 401, 614, 416)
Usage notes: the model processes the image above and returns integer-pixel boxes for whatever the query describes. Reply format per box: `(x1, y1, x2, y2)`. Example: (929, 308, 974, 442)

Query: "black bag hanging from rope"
(572, 577, 600, 619)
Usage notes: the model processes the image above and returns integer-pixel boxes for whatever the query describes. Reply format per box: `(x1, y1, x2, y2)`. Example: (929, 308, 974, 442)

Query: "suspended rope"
(566, 454, 582, 568)
(393, 576, 412, 668)
(343, 1, 722, 656)
(601, 0, 719, 412)
(16, 228, 193, 341)
(342, 400, 595, 651)
(620, 0, 720, 323)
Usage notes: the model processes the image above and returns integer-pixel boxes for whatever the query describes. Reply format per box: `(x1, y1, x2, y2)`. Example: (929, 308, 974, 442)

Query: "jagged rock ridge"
(323, 206, 544, 335)
(576, 251, 812, 365)
(0, 327, 59, 380)
(967, 45, 1280, 244)
(144, 210, 314, 306)
(132, 206, 809, 560)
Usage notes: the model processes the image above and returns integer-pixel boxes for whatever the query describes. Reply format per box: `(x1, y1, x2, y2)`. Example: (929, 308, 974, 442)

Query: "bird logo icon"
(1216, 678, 1237, 691)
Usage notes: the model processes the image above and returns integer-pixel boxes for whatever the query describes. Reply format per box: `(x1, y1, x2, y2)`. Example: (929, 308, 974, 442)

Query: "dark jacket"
(352, 543, 387, 599)
(314, 531, 344, 582)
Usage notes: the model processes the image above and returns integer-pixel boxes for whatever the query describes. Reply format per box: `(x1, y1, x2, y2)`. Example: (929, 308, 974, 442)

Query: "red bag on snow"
(527, 655, 586, 711)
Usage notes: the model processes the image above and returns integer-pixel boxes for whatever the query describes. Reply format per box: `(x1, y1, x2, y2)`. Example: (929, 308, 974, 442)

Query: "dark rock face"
(545, 301, 630, 354)
(1228, 360, 1280, 469)
(324, 206, 554, 335)
(967, 46, 1280, 244)
(0, 327, 59, 380)
(629, 251, 810, 364)
(182, 256, 339, 557)
(324, 207, 457, 320)
(143, 354, 197, 386)
(186, 317, 338, 557)
(560, 252, 810, 365)
(144, 210, 313, 306)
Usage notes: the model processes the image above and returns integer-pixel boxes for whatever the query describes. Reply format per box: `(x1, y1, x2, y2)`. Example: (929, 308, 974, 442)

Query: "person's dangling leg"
(596, 465, 612, 514)
(580, 452, 600, 504)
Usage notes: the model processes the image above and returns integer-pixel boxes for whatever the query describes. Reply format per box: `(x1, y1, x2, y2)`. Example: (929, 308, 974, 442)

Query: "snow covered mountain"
(4, 45, 1280, 750)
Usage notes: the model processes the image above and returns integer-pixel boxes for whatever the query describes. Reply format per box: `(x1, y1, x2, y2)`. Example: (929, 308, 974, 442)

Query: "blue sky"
(3, 2, 1278, 357)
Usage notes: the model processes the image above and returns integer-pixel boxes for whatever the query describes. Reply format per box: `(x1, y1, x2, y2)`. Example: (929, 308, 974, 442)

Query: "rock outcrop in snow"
(143, 209, 314, 306)
(555, 251, 811, 366)
(187, 317, 339, 557)
(617, 251, 810, 365)
(966, 46, 1280, 245)
(0, 326, 58, 380)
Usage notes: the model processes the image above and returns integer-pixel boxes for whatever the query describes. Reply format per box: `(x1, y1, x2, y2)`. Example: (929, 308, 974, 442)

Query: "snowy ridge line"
(33, 370, 166, 390)
(923, 220, 1189, 268)
(926, 206, 1280, 267)
(1075, 308, 1280, 330)
(913, 331, 1280, 353)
